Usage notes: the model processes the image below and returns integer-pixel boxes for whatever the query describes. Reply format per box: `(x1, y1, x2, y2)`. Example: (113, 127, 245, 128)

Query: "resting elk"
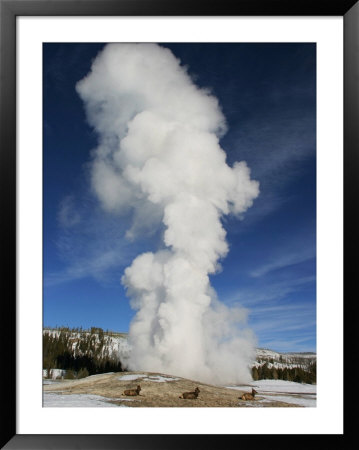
(239, 388, 258, 401)
(123, 385, 141, 396)
(179, 387, 200, 399)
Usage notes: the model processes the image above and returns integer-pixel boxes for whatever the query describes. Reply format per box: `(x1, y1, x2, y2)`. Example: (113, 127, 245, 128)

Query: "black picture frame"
(1, 0, 357, 448)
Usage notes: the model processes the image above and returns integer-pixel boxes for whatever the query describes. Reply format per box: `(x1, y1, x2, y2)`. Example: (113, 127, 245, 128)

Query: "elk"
(239, 388, 258, 401)
(179, 387, 200, 399)
(123, 385, 141, 396)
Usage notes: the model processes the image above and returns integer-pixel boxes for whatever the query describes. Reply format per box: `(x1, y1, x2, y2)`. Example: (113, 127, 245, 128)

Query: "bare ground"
(43, 371, 301, 407)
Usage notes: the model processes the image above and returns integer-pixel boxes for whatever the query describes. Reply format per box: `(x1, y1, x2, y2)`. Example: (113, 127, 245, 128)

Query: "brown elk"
(179, 387, 200, 399)
(123, 385, 141, 396)
(239, 388, 258, 401)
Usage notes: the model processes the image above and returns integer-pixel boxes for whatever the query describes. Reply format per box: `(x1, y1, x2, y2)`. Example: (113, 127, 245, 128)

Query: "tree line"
(252, 361, 316, 384)
(43, 327, 316, 384)
(43, 327, 123, 379)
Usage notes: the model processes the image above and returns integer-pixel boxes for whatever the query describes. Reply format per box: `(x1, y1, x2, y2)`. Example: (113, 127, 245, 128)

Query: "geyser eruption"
(77, 43, 260, 384)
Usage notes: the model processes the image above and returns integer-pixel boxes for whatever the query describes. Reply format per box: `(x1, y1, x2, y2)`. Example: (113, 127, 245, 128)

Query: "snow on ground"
(142, 375, 179, 382)
(87, 372, 115, 378)
(117, 374, 179, 382)
(227, 379, 316, 407)
(258, 394, 316, 407)
(228, 379, 316, 393)
(43, 393, 126, 407)
(248, 379, 315, 393)
(117, 374, 148, 381)
(43, 378, 316, 407)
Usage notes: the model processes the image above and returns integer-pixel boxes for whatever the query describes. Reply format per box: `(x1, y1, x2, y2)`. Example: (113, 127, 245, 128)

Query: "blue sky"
(43, 43, 316, 353)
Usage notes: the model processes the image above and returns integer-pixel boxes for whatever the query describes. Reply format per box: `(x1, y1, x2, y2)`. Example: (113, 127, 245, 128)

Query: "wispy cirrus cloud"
(224, 103, 316, 228)
(44, 248, 128, 287)
(227, 275, 315, 308)
(45, 194, 156, 287)
(258, 335, 316, 353)
(251, 310, 316, 334)
(247, 299, 316, 353)
(57, 195, 81, 228)
(222, 276, 316, 352)
(249, 248, 316, 278)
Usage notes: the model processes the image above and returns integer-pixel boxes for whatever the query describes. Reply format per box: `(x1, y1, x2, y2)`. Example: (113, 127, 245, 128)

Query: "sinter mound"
(43, 371, 301, 407)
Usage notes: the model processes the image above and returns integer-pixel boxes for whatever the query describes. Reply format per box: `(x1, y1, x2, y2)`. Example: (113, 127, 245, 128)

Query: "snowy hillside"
(43, 328, 131, 360)
(43, 328, 315, 373)
(255, 348, 316, 370)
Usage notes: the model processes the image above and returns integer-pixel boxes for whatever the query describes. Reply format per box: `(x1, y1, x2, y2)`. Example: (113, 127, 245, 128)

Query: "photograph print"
(43, 42, 316, 408)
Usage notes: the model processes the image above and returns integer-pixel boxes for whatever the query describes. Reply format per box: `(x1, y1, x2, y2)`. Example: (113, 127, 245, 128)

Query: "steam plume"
(77, 44, 259, 384)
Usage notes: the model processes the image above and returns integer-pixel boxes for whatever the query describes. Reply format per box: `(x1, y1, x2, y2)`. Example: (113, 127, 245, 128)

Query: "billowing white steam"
(77, 43, 259, 384)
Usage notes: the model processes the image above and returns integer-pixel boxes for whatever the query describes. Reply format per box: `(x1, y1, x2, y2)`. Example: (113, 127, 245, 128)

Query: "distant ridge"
(43, 327, 316, 384)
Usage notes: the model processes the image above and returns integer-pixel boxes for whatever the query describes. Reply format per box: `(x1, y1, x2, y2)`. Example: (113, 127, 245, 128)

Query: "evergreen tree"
(43, 327, 123, 376)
